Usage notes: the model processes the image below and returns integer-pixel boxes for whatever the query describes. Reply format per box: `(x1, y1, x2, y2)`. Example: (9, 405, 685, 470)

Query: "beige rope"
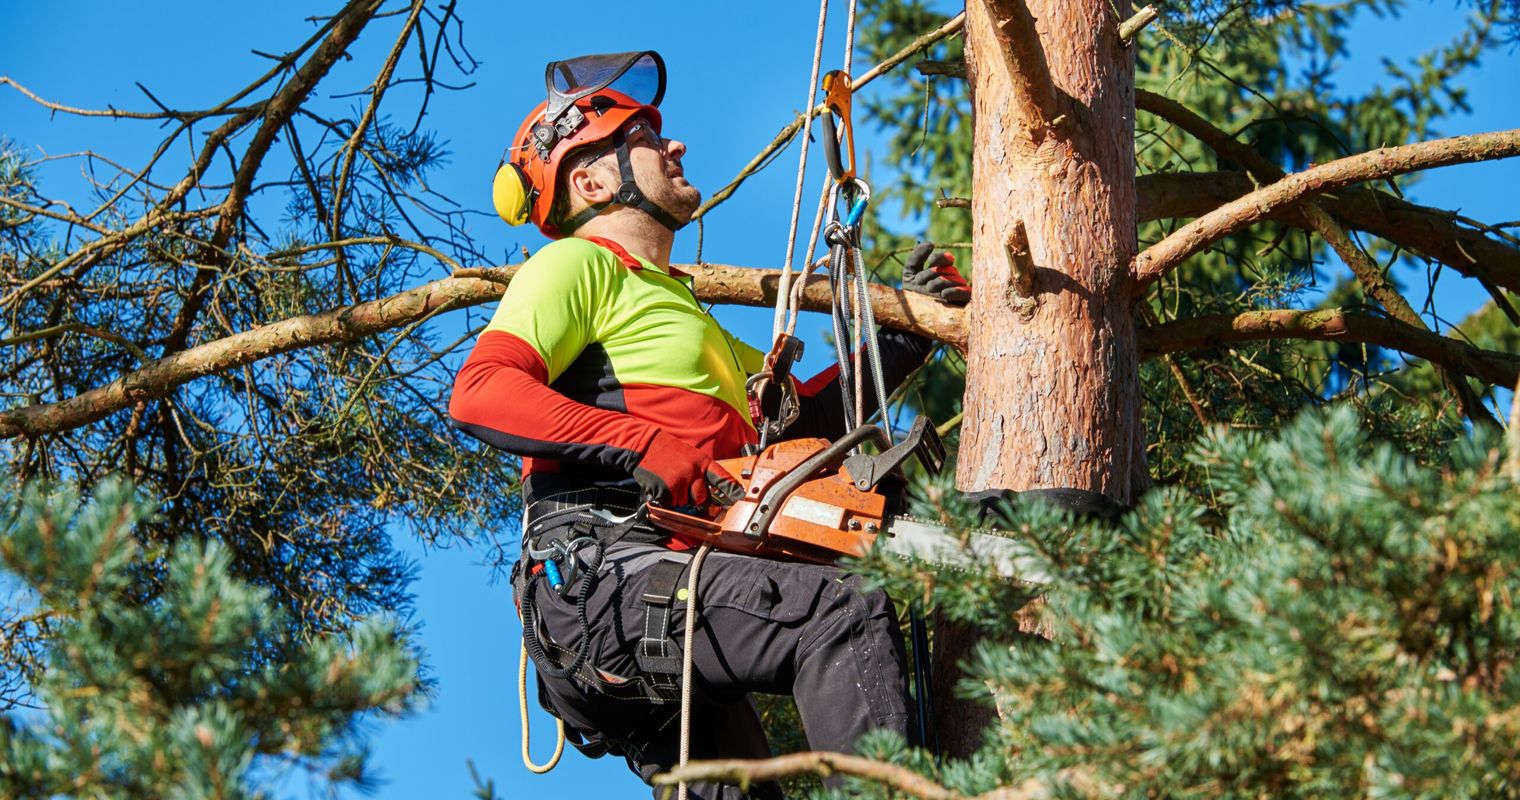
(774, 0, 832, 340)
(518, 634, 566, 773)
(677, 544, 715, 800)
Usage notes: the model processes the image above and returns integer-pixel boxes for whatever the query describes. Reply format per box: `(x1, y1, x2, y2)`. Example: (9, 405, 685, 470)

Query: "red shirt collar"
(584, 236, 689, 278)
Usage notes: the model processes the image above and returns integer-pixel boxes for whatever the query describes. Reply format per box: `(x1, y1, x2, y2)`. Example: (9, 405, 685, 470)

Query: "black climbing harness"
(515, 499, 691, 704)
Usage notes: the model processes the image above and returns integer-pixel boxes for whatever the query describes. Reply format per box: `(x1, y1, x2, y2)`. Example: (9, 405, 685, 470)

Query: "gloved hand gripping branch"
(902, 242, 971, 306)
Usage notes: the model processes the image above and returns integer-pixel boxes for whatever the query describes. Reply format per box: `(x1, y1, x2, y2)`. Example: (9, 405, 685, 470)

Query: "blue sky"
(2, 2, 1517, 798)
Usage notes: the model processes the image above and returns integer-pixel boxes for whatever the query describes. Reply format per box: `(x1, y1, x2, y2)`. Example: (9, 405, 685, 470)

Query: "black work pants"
(520, 541, 913, 800)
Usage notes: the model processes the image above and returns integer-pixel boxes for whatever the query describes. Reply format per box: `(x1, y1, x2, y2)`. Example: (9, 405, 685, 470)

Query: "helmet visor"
(544, 51, 666, 122)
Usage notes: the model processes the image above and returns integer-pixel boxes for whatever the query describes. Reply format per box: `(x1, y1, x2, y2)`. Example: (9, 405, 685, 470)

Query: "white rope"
(777, 0, 862, 343)
(786, 255, 830, 338)
(786, 178, 834, 337)
(518, 633, 566, 774)
(774, 0, 832, 340)
(843, 0, 859, 74)
(676, 544, 714, 800)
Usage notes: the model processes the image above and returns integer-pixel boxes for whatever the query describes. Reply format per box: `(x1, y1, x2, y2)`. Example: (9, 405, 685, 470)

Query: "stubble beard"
(655, 175, 702, 222)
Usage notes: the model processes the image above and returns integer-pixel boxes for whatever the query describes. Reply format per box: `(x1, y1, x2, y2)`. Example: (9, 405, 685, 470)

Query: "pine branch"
(0, 263, 965, 438)
(1141, 308, 1520, 388)
(1137, 89, 1501, 426)
(0, 7, 364, 308)
(1133, 128, 1520, 289)
(1139, 173, 1516, 293)
(940, 172, 1520, 295)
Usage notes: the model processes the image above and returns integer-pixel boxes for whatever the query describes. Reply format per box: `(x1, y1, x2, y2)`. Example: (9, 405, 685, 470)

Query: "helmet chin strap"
(560, 129, 688, 235)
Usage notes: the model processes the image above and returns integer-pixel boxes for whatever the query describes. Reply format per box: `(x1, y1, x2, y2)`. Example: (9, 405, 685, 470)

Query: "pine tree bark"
(959, 0, 1143, 502)
(936, 0, 1144, 758)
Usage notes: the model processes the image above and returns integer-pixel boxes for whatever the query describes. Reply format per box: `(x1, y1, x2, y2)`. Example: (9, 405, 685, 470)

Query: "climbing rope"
(676, 543, 714, 800)
(774, 0, 832, 340)
(518, 624, 567, 773)
(774, 0, 860, 342)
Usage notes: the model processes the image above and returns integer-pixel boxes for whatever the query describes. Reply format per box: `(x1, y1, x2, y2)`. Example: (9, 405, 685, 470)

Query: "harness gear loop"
(518, 505, 653, 683)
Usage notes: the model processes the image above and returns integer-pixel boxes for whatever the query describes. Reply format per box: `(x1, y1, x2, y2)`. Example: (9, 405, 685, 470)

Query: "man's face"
(580, 118, 701, 222)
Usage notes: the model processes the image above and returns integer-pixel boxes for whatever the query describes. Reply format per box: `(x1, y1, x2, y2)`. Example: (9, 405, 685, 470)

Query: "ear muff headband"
(492, 161, 533, 226)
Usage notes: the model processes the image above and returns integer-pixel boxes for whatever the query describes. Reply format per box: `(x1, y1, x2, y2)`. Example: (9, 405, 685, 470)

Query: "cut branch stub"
(1118, 5, 1158, 44)
(1004, 220, 1037, 315)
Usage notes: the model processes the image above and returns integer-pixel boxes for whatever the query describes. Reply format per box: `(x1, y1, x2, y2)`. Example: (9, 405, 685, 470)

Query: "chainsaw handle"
(743, 424, 891, 539)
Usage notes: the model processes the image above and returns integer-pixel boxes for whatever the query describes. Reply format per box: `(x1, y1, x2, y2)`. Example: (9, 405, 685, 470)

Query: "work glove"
(633, 429, 746, 509)
(902, 242, 971, 306)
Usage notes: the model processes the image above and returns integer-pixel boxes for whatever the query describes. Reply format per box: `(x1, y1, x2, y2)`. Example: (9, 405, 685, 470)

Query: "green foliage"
(0, 478, 421, 798)
(847, 407, 1520, 798)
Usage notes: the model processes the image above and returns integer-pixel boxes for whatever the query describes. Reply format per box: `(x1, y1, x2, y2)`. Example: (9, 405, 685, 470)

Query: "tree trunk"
(935, 0, 1144, 756)
(958, 0, 1143, 501)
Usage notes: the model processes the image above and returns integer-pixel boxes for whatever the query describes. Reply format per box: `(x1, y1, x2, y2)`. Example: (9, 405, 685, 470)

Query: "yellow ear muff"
(492, 161, 532, 226)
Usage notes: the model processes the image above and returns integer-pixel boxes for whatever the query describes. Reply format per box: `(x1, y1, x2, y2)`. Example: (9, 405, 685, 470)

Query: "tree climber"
(449, 51, 970, 800)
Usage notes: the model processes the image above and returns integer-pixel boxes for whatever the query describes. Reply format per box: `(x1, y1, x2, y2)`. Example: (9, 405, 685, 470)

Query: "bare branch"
(160, 0, 385, 353)
(0, 323, 148, 362)
(1133, 171, 1520, 294)
(693, 13, 966, 220)
(653, 752, 951, 800)
(655, 751, 1060, 800)
(1133, 128, 1520, 288)
(0, 76, 256, 121)
(1140, 308, 1520, 389)
(330, 0, 426, 241)
(0, 261, 965, 439)
(0, 272, 502, 439)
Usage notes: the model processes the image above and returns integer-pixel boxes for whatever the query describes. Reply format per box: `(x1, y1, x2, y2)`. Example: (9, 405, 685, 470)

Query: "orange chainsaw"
(645, 418, 1038, 580)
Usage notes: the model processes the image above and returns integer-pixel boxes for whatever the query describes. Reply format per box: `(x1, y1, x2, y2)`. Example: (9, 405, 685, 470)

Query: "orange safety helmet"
(493, 51, 680, 238)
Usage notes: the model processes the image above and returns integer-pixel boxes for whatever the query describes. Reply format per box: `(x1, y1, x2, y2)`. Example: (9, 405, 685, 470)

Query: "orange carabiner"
(820, 69, 856, 184)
